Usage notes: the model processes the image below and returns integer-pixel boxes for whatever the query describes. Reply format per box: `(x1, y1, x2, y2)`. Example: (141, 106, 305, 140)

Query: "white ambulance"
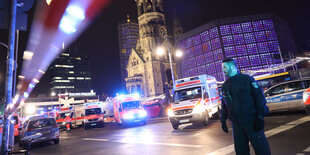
(56, 105, 84, 129)
(168, 74, 221, 129)
(83, 102, 105, 129)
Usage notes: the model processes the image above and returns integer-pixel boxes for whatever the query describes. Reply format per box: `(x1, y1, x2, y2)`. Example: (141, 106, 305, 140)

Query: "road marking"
(207, 116, 310, 155)
(304, 146, 310, 152)
(83, 138, 202, 148)
(83, 138, 110, 142)
(265, 116, 310, 137)
(118, 140, 203, 148)
(60, 137, 70, 139)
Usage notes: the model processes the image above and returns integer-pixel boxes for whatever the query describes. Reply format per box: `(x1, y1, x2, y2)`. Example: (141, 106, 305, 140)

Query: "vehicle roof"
(265, 78, 310, 91)
(28, 117, 55, 121)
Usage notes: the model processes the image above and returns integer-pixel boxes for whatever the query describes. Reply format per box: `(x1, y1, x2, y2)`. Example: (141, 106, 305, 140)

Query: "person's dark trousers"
(232, 121, 271, 155)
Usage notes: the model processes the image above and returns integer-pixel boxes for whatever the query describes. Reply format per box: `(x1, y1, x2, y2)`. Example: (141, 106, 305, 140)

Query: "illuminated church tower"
(126, 0, 176, 97)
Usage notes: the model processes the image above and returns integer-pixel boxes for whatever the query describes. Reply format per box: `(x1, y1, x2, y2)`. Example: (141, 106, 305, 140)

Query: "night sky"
(0, 0, 309, 97)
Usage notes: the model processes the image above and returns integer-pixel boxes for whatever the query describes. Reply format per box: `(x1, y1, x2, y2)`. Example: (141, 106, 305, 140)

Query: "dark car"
(19, 117, 59, 148)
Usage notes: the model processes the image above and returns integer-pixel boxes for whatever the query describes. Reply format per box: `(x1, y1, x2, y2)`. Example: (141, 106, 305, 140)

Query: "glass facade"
(50, 51, 92, 95)
(178, 18, 283, 82)
(118, 20, 139, 87)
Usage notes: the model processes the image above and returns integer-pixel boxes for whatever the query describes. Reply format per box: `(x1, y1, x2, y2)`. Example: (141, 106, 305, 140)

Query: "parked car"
(264, 78, 310, 112)
(19, 117, 59, 148)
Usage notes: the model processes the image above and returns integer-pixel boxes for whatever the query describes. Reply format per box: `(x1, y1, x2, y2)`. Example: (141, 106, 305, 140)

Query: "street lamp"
(156, 46, 183, 89)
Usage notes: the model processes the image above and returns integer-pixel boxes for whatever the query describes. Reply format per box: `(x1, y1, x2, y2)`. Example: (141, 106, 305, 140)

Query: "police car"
(264, 78, 310, 112)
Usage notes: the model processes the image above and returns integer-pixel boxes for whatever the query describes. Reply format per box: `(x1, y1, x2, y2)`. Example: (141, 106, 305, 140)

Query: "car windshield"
(122, 101, 141, 110)
(173, 87, 202, 102)
(57, 112, 71, 119)
(85, 108, 102, 115)
(28, 118, 56, 129)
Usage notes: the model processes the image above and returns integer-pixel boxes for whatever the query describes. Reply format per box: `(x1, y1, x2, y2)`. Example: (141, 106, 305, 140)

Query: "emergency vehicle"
(83, 102, 105, 129)
(56, 105, 84, 129)
(0, 114, 21, 138)
(168, 74, 221, 129)
(303, 87, 310, 115)
(105, 94, 147, 126)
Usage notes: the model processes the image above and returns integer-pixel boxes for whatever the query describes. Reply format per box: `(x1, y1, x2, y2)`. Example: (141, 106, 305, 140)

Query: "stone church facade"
(125, 0, 177, 97)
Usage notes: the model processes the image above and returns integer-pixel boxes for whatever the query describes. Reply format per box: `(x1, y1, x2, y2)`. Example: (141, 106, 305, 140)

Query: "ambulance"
(83, 102, 105, 129)
(56, 105, 84, 129)
(168, 74, 221, 129)
(106, 93, 147, 126)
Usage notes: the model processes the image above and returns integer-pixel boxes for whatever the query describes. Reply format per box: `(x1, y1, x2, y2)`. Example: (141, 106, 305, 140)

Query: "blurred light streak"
(7, 0, 113, 115)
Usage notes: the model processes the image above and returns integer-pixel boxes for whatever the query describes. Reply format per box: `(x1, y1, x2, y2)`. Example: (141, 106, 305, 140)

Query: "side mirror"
(103, 111, 106, 114)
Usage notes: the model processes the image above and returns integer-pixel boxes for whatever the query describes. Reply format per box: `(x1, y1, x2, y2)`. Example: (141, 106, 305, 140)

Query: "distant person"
(164, 81, 171, 106)
(220, 58, 271, 155)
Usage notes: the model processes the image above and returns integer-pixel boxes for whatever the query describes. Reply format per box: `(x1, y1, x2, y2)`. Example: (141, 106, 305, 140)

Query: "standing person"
(220, 58, 271, 155)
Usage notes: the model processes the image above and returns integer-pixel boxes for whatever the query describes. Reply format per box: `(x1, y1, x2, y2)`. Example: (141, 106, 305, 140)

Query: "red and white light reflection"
(7, 0, 112, 115)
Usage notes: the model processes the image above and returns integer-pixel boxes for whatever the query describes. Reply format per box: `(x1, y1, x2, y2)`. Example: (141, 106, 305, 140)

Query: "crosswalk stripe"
(206, 116, 310, 155)
(304, 146, 310, 152)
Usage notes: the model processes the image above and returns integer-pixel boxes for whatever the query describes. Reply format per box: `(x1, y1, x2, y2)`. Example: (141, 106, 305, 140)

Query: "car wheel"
(99, 122, 105, 128)
(53, 139, 59, 144)
(213, 108, 221, 119)
(18, 141, 23, 148)
(172, 124, 179, 129)
(305, 107, 310, 115)
(84, 124, 88, 130)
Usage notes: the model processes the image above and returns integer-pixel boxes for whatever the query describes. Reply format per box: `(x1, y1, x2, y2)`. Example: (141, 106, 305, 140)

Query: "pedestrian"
(220, 58, 271, 155)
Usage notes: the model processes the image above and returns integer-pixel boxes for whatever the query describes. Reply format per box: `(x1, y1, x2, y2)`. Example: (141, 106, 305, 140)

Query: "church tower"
(126, 0, 175, 97)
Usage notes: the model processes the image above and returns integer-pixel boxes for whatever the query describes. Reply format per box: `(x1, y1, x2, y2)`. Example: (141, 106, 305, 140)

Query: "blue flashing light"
(59, 5, 85, 34)
(29, 83, 35, 88)
(133, 93, 139, 99)
(117, 95, 125, 100)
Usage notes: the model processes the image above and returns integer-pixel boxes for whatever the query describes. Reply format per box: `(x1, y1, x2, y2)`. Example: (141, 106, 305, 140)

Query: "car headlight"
(139, 110, 147, 117)
(303, 92, 310, 103)
(62, 122, 66, 125)
(124, 112, 134, 119)
(168, 109, 174, 117)
(192, 104, 205, 113)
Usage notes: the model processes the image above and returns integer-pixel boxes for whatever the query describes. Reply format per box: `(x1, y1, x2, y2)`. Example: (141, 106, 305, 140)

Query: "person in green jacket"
(221, 58, 270, 155)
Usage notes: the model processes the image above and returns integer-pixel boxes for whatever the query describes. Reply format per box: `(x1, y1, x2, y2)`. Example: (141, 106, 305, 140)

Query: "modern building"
(117, 15, 139, 88)
(49, 43, 93, 96)
(176, 13, 297, 82)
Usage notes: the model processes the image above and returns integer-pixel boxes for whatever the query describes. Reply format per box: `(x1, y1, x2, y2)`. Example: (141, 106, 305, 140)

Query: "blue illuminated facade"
(176, 13, 296, 81)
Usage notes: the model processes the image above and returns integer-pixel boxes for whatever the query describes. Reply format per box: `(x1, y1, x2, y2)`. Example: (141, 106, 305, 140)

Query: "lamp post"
(156, 42, 183, 89)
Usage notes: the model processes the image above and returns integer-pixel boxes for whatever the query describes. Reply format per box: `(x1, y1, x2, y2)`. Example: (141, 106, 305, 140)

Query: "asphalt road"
(26, 111, 310, 155)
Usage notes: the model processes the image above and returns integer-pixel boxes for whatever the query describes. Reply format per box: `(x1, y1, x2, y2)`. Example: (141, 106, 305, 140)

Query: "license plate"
(179, 119, 189, 123)
(90, 123, 96, 126)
